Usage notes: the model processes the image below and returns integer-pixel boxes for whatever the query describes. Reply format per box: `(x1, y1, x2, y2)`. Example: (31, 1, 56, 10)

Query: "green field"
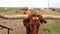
(7, 8, 17, 11)
(0, 8, 17, 11)
(0, 8, 5, 11)
(0, 7, 60, 12)
(40, 20, 60, 34)
(0, 7, 40, 11)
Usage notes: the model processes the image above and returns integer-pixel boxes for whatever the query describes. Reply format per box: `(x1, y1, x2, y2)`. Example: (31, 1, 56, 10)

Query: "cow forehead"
(32, 17, 39, 19)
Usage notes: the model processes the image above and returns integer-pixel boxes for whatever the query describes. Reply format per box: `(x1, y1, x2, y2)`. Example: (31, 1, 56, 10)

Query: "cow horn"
(0, 14, 28, 19)
(0, 14, 60, 20)
(42, 15, 60, 20)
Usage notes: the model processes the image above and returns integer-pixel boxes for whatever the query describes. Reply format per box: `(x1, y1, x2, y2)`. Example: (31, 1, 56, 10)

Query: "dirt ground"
(0, 9, 60, 34)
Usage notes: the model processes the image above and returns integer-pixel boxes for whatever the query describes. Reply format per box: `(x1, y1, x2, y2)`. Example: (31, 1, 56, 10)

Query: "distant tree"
(49, 8, 55, 11)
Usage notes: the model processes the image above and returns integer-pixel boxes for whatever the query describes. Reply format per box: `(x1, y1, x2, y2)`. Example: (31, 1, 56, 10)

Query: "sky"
(0, 0, 60, 8)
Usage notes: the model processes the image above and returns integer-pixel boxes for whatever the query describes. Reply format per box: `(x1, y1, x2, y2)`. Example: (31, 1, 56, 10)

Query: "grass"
(0, 7, 60, 12)
(34, 8, 40, 11)
(56, 8, 60, 12)
(7, 8, 17, 11)
(49, 8, 60, 12)
(40, 20, 60, 34)
(0, 8, 5, 11)
(0, 8, 17, 12)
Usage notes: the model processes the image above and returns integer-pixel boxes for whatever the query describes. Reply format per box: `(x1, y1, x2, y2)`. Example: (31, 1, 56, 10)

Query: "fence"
(0, 25, 13, 34)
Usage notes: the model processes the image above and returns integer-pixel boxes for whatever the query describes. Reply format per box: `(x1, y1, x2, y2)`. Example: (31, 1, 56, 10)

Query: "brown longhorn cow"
(23, 11, 47, 34)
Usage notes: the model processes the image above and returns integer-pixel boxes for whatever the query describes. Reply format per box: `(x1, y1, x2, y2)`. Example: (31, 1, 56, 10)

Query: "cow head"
(28, 14, 47, 34)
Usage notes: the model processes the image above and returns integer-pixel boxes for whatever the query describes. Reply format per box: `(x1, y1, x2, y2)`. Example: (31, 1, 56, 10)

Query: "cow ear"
(40, 19, 43, 24)
(39, 15, 47, 24)
(40, 18, 47, 24)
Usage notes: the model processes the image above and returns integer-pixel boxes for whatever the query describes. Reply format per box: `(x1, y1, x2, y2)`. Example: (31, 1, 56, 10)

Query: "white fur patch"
(32, 17, 39, 19)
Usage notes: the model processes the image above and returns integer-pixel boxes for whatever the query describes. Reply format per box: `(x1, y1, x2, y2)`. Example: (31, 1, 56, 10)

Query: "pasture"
(40, 20, 60, 34)
(0, 7, 17, 12)
(0, 7, 60, 34)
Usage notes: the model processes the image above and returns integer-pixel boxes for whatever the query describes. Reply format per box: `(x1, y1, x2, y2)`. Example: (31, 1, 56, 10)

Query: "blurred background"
(0, 0, 60, 34)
